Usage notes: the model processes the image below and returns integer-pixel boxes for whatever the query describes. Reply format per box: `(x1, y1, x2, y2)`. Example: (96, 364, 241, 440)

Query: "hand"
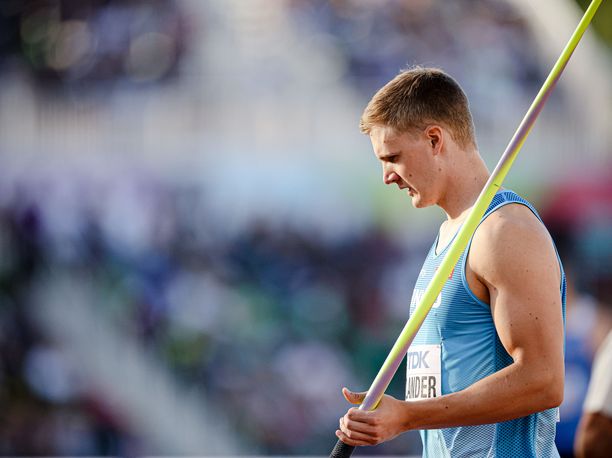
(336, 387, 407, 447)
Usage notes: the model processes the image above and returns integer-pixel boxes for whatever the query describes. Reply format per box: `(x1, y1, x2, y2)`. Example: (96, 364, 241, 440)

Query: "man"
(336, 67, 566, 457)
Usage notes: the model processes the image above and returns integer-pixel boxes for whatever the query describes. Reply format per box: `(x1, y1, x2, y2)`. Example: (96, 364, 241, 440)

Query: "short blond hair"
(360, 67, 476, 148)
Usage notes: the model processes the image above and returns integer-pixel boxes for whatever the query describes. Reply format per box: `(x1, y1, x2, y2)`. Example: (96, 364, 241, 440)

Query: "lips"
(400, 184, 415, 195)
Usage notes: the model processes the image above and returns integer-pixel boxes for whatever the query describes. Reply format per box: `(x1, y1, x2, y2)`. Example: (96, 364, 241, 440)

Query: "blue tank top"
(407, 190, 566, 458)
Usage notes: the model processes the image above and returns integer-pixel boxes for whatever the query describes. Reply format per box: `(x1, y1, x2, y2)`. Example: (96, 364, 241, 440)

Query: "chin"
(411, 195, 431, 209)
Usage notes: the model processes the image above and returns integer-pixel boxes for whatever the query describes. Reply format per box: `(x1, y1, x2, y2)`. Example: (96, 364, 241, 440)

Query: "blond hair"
(360, 67, 476, 148)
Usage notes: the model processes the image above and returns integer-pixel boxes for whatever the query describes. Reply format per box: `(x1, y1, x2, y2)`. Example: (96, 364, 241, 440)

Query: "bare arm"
(337, 205, 565, 445)
(574, 331, 612, 457)
(574, 411, 612, 458)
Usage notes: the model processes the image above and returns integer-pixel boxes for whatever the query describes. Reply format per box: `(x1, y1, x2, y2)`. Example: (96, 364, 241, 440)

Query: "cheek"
(397, 162, 413, 177)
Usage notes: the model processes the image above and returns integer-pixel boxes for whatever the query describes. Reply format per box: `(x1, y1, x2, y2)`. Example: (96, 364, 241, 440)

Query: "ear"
(424, 125, 443, 155)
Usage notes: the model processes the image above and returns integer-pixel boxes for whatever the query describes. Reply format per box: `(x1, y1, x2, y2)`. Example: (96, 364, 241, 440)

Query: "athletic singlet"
(407, 190, 567, 458)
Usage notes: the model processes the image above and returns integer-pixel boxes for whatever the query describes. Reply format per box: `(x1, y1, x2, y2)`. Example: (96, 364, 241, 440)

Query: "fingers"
(342, 411, 379, 434)
(342, 387, 367, 405)
(337, 388, 387, 447)
(336, 415, 380, 446)
(344, 407, 378, 425)
(336, 428, 374, 447)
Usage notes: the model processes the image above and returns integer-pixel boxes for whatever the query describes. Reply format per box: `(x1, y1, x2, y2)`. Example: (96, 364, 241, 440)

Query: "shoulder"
(479, 202, 549, 242)
(468, 202, 559, 287)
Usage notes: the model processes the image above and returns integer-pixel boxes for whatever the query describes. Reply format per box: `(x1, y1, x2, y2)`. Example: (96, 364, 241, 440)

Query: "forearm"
(337, 358, 562, 446)
(401, 361, 562, 430)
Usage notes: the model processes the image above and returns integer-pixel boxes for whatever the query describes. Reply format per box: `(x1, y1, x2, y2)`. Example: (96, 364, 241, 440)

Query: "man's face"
(369, 125, 441, 208)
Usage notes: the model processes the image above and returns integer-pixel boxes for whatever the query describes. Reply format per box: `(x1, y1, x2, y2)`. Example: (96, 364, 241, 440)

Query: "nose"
(384, 170, 400, 185)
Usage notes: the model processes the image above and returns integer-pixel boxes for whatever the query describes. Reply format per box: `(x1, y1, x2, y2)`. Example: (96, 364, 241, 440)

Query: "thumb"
(342, 387, 367, 405)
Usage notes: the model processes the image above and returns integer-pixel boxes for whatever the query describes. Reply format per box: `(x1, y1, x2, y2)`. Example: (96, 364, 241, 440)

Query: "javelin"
(330, 0, 602, 456)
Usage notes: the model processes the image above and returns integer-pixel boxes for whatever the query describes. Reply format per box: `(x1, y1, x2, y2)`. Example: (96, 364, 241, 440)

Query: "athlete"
(336, 67, 566, 457)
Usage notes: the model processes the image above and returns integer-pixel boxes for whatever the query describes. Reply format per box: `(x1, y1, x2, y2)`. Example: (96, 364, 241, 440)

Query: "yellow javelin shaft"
(358, 0, 603, 412)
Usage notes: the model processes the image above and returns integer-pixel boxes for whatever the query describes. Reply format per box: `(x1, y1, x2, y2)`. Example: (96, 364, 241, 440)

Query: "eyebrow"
(378, 152, 401, 160)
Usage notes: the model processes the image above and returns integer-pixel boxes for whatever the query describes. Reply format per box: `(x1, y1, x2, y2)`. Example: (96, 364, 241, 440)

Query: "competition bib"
(405, 344, 441, 401)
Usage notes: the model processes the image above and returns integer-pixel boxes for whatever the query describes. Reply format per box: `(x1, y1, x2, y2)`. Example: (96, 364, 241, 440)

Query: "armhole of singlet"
(461, 196, 565, 309)
(460, 199, 538, 309)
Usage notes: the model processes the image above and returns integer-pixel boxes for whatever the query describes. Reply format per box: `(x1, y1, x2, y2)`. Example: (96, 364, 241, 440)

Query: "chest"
(410, 254, 494, 340)
(435, 222, 490, 303)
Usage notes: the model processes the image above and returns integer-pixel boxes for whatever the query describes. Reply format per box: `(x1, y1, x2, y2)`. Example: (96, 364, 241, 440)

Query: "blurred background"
(0, 0, 610, 456)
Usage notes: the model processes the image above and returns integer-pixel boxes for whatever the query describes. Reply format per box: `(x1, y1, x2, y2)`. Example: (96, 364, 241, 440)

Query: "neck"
(437, 150, 490, 220)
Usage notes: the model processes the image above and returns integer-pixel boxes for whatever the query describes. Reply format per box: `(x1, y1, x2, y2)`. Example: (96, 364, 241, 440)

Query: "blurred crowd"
(1, 0, 543, 101)
(1, 168, 610, 456)
(0, 0, 189, 88)
(0, 0, 611, 456)
(288, 0, 545, 121)
(541, 174, 612, 457)
(0, 167, 419, 455)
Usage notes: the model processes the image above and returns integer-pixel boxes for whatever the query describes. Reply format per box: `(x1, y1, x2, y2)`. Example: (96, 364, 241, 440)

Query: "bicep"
(471, 207, 564, 366)
(491, 268, 563, 367)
